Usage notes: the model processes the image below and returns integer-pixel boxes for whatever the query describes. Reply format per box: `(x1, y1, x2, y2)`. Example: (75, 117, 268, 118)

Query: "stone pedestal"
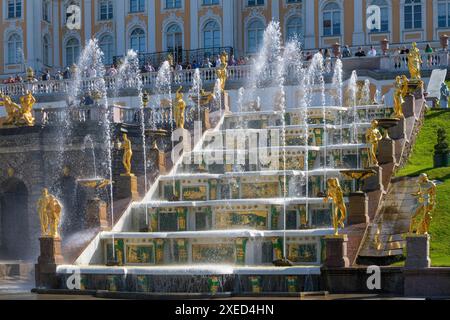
(35, 237, 64, 289)
(363, 166, 383, 192)
(86, 198, 109, 230)
(348, 192, 369, 225)
(324, 235, 350, 268)
(378, 137, 396, 165)
(388, 117, 406, 141)
(403, 94, 415, 118)
(202, 108, 211, 131)
(115, 174, 139, 201)
(405, 234, 431, 269)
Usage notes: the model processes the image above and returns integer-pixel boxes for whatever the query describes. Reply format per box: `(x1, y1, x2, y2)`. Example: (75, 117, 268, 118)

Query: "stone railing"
(33, 97, 223, 129)
(379, 52, 449, 72)
(1, 54, 449, 98)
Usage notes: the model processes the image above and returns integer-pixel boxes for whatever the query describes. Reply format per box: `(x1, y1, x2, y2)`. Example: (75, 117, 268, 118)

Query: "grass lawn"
(396, 109, 450, 266)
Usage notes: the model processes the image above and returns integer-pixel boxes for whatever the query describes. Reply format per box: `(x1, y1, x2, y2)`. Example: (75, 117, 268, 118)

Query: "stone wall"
(0, 123, 164, 261)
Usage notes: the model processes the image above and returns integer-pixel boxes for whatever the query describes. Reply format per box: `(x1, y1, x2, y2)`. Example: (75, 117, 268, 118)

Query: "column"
(223, 0, 234, 48)
(115, 0, 126, 56)
(26, 0, 36, 70)
(304, 0, 315, 49)
(84, 0, 92, 41)
(53, 0, 61, 68)
(352, 0, 365, 45)
(190, 0, 199, 49)
(271, 0, 280, 21)
(148, 0, 156, 52)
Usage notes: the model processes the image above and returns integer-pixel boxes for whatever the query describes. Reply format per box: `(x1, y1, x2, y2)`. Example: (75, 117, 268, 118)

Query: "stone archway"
(0, 178, 30, 260)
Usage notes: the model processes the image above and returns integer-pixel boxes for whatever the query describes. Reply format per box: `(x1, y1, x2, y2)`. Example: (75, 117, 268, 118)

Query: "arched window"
(286, 16, 303, 41)
(7, 34, 22, 65)
(43, 35, 50, 66)
(404, 0, 422, 29)
(166, 24, 183, 52)
(99, 35, 114, 64)
(438, 0, 450, 28)
(247, 19, 265, 53)
(130, 28, 146, 52)
(369, 0, 389, 32)
(203, 20, 221, 49)
(65, 37, 80, 67)
(322, 2, 341, 36)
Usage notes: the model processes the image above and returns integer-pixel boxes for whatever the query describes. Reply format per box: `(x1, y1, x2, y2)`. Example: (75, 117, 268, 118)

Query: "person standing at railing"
(367, 46, 377, 57)
(41, 69, 51, 81)
(355, 47, 366, 57)
(425, 43, 434, 67)
(63, 67, 71, 80)
(342, 45, 352, 58)
(393, 47, 401, 68)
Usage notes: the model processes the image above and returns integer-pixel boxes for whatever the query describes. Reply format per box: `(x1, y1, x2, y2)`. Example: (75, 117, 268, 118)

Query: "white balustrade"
(1, 55, 449, 97)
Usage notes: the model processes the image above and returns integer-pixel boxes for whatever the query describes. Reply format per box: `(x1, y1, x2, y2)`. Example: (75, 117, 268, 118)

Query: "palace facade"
(1, 0, 450, 75)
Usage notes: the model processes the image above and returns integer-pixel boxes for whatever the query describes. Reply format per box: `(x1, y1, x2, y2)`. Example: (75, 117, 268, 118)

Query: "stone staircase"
(358, 177, 418, 262)
(356, 95, 426, 264)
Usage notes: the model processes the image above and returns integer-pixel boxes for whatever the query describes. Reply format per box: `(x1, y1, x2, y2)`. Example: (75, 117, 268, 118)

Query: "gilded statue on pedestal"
(18, 90, 36, 126)
(408, 42, 422, 81)
(410, 173, 436, 235)
(174, 86, 186, 129)
(0, 91, 36, 126)
(324, 178, 347, 235)
(365, 120, 383, 167)
(37, 188, 62, 238)
(393, 76, 404, 118)
(119, 133, 133, 176)
(216, 52, 228, 92)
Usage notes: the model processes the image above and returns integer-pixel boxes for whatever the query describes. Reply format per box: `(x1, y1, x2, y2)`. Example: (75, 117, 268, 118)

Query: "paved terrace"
(0, 52, 449, 103)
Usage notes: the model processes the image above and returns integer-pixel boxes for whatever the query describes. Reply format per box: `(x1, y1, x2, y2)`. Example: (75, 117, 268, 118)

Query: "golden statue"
(0, 91, 36, 126)
(393, 76, 404, 118)
(118, 133, 133, 175)
(410, 173, 436, 235)
(365, 120, 383, 167)
(18, 90, 36, 126)
(401, 75, 410, 97)
(408, 42, 422, 81)
(174, 86, 186, 129)
(324, 178, 347, 235)
(216, 52, 228, 92)
(0, 94, 21, 125)
(37, 188, 62, 238)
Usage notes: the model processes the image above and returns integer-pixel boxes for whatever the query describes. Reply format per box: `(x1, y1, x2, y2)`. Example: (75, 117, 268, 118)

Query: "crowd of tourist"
(1, 43, 441, 85)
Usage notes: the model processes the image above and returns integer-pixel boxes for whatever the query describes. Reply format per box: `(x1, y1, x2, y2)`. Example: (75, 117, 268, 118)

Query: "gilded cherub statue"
(37, 188, 62, 238)
(324, 178, 347, 235)
(174, 86, 186, 129)
(393, 76, 404, 118)
(365, 120, 383, 167)
(216, 52, 228, 92)
(119, 133, 133, 176)
(410, 173, 436, 235)
(408, 42, 422, 81)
